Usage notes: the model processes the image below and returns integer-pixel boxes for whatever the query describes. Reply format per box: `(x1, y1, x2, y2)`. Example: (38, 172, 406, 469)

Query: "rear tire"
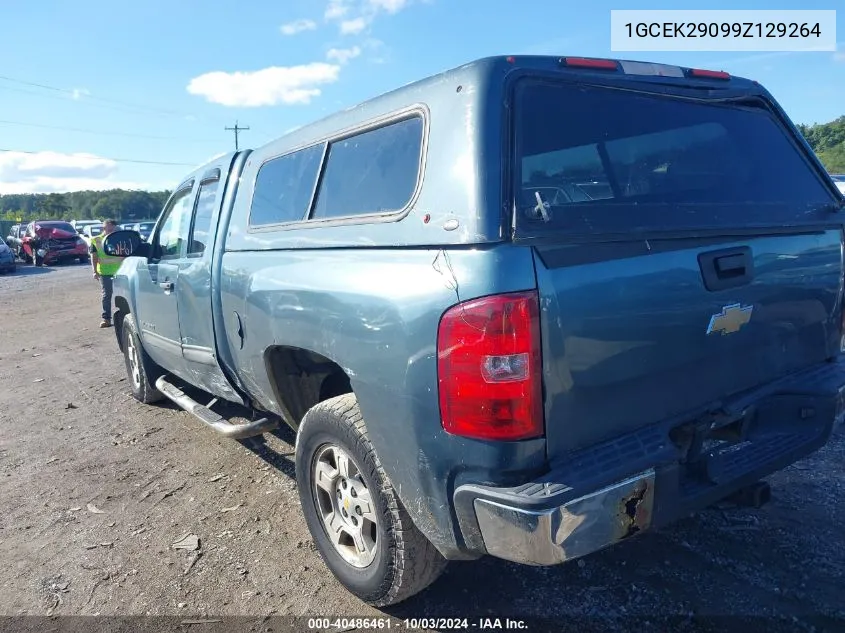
(295, 394, 447, 607)
(121, 313, 164, 404)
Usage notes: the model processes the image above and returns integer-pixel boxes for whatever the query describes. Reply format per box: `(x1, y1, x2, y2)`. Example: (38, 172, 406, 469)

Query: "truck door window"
(156, 187, 194, 260)
(310, 115, 423, 220)
(188, 179, 218, 256)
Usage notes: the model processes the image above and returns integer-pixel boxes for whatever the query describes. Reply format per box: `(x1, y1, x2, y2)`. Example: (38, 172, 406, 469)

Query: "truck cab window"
(156, 187, 194, 259)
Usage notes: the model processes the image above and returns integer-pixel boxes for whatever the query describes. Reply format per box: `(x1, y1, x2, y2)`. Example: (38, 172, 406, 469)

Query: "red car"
(21, 220, 89, 266)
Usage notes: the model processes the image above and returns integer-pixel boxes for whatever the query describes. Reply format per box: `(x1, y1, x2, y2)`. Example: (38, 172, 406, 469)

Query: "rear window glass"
(515, 81, 835, 234)
(250, 144, 324, 226)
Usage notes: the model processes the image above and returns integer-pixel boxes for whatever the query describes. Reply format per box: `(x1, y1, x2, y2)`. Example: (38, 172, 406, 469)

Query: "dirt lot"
(0, 263, 844, 632)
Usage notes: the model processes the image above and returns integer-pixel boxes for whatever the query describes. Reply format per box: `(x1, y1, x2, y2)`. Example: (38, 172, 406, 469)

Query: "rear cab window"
(513, 79, 838, 237)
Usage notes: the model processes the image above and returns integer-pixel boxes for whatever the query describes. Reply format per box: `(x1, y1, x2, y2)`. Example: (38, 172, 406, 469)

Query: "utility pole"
(225, 120, 250, 151)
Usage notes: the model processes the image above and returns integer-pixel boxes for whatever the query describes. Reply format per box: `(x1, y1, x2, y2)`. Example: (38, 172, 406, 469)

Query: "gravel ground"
(0, 263, 843, 633)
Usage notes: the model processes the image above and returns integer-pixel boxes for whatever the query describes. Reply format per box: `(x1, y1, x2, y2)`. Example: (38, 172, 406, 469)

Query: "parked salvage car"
(5, 224, 26, 259)
(0, 240, 16, 274)
(102, 55, 845, 607)
(81, 224, 104, 248)
(132, 221, 155, 241)
(5, 224, 19, 248)
(22, 220, 89, 266)
(70, 219, 102, 235)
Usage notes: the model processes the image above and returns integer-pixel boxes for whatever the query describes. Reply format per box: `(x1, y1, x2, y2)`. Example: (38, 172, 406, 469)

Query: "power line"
(0, 83, 184, 119)
(225, 121, 250, 151)
(0, 118, 221, 143)
(0, 73, 191, 118)
(0, 74, 234, 125)
(0, 148, 197, 167)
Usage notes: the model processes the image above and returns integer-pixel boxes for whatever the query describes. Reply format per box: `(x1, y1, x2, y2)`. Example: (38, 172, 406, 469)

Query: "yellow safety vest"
(92, 233, 123, 276)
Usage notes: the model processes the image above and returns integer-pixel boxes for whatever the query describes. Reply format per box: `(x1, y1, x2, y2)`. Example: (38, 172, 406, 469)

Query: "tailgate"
(534, 232, 843, 454)
(511, 76, 845, 458)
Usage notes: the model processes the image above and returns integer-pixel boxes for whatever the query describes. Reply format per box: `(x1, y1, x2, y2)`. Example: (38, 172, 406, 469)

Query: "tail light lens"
(437, 291, 544, 441)
(561, 57, 619, 70)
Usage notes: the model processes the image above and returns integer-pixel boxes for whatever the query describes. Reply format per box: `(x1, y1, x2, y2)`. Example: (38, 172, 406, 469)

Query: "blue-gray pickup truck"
(104, 54, 845, 606)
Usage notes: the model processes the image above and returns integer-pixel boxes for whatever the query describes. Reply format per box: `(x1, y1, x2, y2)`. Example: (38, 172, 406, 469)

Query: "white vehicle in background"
(132, 221, 156, 241)
(830, 174, 845, 196)
(71, 219, 101, 235)
(81, 224, 104, 247)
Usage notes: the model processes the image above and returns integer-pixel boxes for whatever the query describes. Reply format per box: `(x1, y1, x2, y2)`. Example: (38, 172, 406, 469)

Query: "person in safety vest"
(90, 219, 121, 328)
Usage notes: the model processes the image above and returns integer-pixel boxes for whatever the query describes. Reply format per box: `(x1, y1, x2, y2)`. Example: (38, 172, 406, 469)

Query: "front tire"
(295, 394, 447, 607)
(121, 313, 164, 404)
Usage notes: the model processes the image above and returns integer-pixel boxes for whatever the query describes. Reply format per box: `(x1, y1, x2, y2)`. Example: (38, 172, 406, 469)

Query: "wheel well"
(264, 346, 353, 429)
(114, 297, 130, 352)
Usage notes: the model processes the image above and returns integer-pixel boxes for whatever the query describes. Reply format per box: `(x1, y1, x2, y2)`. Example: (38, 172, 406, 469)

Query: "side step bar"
(155, 376, 278, 440)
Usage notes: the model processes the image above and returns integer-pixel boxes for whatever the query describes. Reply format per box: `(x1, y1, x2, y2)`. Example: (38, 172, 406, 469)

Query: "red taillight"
(562, 57, 619, 70)
(688, 68, 730, 80)
(437, 291, 543, 441)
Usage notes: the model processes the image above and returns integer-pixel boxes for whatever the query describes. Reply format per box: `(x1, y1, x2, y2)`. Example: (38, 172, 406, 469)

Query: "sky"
(0, 0, 843, 194)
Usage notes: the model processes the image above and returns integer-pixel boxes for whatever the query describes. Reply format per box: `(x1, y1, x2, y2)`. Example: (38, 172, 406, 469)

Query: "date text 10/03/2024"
(307, 618, 529, 630)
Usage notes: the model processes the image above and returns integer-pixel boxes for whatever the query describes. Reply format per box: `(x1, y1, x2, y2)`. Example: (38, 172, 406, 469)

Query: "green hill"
(797, 116, 845, 173)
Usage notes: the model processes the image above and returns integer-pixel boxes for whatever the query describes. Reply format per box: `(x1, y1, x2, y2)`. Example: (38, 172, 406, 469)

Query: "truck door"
(134, 181, 196, 374)
(173, 164, 244, 403)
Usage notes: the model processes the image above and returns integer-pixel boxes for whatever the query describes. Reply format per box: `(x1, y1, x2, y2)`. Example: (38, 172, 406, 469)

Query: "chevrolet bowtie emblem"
(707, 303, 754, 336)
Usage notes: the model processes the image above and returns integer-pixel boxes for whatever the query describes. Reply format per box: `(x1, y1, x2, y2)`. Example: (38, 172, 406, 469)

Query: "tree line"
(798, 115, 845, 173)
(0, 189, 171, 223)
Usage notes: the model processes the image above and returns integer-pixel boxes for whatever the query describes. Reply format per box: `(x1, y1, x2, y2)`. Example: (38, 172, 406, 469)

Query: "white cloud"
(0, 151, 150, 194)
(280, 19, 317, 35)
(186, 63, 341, 107)
(368, 0, 409, 13)
(834, 48, 845, 62)
(326, 0, 414, 35)
(340, 17, 369, 34)
(325, 0, 349, 19)
(71, 88, 90, 100)
(326, 46, 361, 65)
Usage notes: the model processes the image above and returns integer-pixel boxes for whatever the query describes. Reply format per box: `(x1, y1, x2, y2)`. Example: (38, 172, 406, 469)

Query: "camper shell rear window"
(514, 80, 836, 235)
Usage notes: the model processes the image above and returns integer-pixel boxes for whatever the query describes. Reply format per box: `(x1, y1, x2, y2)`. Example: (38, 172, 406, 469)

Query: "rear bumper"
(453, 358, 845, 566)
